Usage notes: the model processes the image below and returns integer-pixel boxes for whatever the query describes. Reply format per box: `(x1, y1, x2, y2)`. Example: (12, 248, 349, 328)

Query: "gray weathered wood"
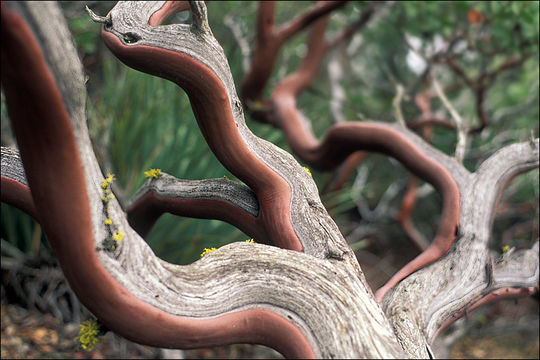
(1, 1, 537, 358)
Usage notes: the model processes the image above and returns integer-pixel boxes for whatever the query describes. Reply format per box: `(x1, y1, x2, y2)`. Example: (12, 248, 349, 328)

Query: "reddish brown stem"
(325, 3, 376, 51)
(1, 5, 313, 357)
(396, 176, 429, 251)
(396, 92, 435, 251)
(435, 286, 539, 337)
(149, 0, 191, 25)
(0, 177, 38, 220)
(446, 53, 533, 134)
(266, 10, 460, 302)
(322, 151, 366, 194)
(240, 1, 346, 107)
(407, 117, 456, 130)
(126, 186, 269, 243)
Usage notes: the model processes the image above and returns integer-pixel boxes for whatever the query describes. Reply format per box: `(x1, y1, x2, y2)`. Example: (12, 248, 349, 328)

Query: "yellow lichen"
(303, 167, 312, 176)
(77, 319, 101, 350)
(144, 168, 162, 179)
(245, 239, 255, 243)
(200, 247, 216, 257)
(114, 231, 124, 242)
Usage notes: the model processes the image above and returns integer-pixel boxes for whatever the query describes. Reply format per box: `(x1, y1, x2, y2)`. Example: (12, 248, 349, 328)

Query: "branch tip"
(86, 6, 111, 26)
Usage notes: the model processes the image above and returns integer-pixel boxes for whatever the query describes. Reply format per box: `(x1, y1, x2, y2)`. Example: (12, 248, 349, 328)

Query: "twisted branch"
(1, 1, 404, 357)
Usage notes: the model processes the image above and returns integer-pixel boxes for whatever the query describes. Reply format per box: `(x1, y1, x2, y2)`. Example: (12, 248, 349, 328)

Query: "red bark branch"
(240, 1, 346, 108)
(435, 286, 539, 338)
(263, 8, 461, 302)
(126, 175, 268, 243)
(322, 151, 366, 194)
(0, 177, 37, 220)
(101, 18, 303, 253)
(1, 148, 270, 244)
(407, 117, 457, 130)
(1, 4, 314, 357)
(446, 52, 534, 134)
(396, 176, 429, 251)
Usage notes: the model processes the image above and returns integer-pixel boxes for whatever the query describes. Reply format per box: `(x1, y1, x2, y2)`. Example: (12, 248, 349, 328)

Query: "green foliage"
(68, 15, 99, 54)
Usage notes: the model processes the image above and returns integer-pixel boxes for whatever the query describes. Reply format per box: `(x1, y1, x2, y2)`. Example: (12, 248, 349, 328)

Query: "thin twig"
(224, 15, 251, 72)
(431, 69, 468, 163)
(392, 83, 406, 127)
(85, 6, 111, 26)
(328, 44, 346, 124)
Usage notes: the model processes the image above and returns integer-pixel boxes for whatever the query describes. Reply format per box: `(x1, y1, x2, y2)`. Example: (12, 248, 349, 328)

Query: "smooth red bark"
(0, 177, 38, 220)
(1, 5, 314, 357)
(240, 1, 347, 108)
(262, 7, 461, 302)
(127, 191, 269, 243)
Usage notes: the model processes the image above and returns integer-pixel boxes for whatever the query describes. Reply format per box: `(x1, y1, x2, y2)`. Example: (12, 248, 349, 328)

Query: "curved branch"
(396, 176, 429, 251)
(272, 47, 461, 304)
(407, 117, 456, 130)
(275, 1, 347, 45)
(262, 3, 461, 302)
(435, 241, 539, 337)
(2, 1, 406, 357)
(240, 1, 346, 107)
(1, 146, 37, 220)
(382, 139, 539, 356)
(100, 1, 354, 259)
(1, 144, 264, 244)
(126, 173, 265, 241)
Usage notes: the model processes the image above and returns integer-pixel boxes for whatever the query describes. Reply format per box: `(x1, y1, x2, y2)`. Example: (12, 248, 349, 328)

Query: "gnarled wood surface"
(1, 1, 403, 358)
(1, 1, 538, 359)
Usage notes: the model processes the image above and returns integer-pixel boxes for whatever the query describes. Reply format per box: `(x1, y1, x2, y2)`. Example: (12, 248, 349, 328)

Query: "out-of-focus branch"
(275, 1, 348, 45)
(383, 138, 539, 352)
(445, 52, 535, 133)
(502, 219, 537, 244)
(431, 69, 467, 163)
(240, 1, 346, 109)
(397, 90, 438, 251)
(325, 2, 377, 51)
(392, 83, 406, 127)
(322, 151, 366, 194)
(396, 176, 429, 251)
(407, 117, 456, 130)
(327, 42, 346, 124)
(224, 14, 251, 73)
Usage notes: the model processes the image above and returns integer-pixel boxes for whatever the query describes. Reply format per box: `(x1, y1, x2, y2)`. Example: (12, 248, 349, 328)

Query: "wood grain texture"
(2, 1, 537, 358)
(126, 173, 265, 241)
(382, 139, 539, 357)
(2, 1, 405, 358)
